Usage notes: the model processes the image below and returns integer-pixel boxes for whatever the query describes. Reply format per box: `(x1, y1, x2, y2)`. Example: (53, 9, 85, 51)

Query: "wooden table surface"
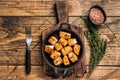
(0, 0, 120, 80)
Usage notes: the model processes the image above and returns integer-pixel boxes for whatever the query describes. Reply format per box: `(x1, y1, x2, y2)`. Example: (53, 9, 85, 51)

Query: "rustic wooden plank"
(0, 1, 119, 16)
(0, 0, 119, 79)
(0, 1, 55, 16)
(69, 17, 120, 27)
(0, 66, 119, 80)
(0, 50, 43, 66)
(68, 0, 120, 16)
(0, 0, 54, 1)
(0, 0, 73, 1)
(0, 16, 120, 66)
(0, 17, 119, 33)
(0, 16, 119, 27)
(0, 66, 52, 80)
(0, 43, 120, 66)
(0, 32, 120, 50)
(0, 16, 119, 48)
(88, 66, 120, 80)
(85, 44, 120, 66)
(0, 0, 119, 2)
(1, 0, 118, 2)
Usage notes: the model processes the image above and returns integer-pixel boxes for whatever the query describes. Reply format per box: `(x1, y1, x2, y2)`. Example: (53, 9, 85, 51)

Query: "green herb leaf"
(80, 17, 107, 76)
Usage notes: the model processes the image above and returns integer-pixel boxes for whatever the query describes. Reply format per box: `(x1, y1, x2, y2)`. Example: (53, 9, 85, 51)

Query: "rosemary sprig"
(80, 17, 107, 76)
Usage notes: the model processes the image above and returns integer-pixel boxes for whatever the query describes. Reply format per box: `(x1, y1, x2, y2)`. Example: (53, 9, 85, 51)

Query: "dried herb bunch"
(80, 17, 107, 75)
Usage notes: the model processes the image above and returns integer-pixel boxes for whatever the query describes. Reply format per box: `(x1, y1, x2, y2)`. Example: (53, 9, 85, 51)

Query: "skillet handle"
(59, 22, 71, 30)
(56, 0, 68, 22)
(55, 68, 68, 78)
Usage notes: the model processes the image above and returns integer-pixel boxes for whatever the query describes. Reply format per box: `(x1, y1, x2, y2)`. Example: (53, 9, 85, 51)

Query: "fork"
(25, 26, 32, 75)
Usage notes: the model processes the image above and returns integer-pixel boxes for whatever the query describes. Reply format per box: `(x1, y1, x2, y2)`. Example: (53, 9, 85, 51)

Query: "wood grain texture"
(0, 0, 120, 79)
(0, 66, 119, 80)
(0, 17, 120, 66)
(0, 0, 119, 16)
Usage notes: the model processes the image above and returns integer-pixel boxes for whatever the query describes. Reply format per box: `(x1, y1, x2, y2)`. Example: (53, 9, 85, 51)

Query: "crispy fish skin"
(61, 46, 73, 56)
(59, 31, 71, 39)
(74, 44, 81, 55)
(54, 43, 63, 51)
(63, 56, 70, 66)
(50, 50, 61, 59)
(45, 45, 54, 54)
(68, 52, 78, 63)
(48, 36, 58, 45)
(68, 38, 77, 46)
(59, 38, 68, 46)
(53, 57, 62, 66)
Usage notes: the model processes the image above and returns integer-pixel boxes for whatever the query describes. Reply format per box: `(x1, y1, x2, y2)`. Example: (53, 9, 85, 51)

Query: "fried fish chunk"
(63, 56, 70, 66)
(48, 36, 58, 45)
(59, 38, 68, 46)
(53, 57, 62, 66)
(61, 46, 72, 56)
(59, 31, 71, 39)
(68, 52, 78, 63)
(74, 44, 81, 55)
(68, 38, 77, 46)
(54, 43, 63, 51)
(50, 50, 61, 59)
(45, 45, 54, 54)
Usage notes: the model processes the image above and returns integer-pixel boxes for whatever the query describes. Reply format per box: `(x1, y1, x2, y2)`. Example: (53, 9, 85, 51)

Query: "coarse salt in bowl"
(88, 5, 106, 26)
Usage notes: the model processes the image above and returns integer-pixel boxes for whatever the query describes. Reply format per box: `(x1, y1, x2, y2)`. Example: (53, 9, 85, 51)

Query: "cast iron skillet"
(42, 22, 84, 77)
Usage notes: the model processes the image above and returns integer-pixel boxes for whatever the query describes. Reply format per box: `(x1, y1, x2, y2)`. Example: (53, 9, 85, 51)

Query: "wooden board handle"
(56, 0, 68, 23)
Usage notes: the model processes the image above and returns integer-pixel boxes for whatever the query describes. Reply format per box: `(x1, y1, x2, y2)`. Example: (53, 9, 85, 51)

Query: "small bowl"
(88, 5, 106, 26)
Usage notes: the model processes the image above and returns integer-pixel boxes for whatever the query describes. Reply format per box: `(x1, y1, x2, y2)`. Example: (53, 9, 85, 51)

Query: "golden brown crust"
(63, 56, 70, 66)
(61, 46, 73, 56)
(50, 50, 61, 59)
(54, 43, 63, 51)
(68, 38, 77, 46)
(59, 31, 71, 39)
(48, 36, 58, 45)
(45, 31, 82, 66)
(53, 57, 62, 66)
(74, 44, 81, 55)
(68, 52, 78, 63)
(59, 38, 68, 46)
(44, 45, 54, 54)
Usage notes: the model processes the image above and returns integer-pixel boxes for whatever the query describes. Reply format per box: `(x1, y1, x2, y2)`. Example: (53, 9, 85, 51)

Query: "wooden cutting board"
(42, 0, 86, 78)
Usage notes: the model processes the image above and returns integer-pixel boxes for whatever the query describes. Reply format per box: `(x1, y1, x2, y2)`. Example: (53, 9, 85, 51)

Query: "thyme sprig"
(80, 17, 107, 76)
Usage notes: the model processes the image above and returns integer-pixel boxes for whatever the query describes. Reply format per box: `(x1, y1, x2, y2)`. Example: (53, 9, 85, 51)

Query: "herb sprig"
(80, 17, 107, 76)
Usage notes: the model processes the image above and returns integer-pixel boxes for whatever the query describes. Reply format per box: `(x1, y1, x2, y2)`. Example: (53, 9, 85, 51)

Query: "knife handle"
(26, 49, 31, 75)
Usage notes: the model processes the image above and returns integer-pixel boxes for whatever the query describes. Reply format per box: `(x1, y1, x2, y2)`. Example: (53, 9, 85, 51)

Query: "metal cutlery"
(25, 26, 32, 75)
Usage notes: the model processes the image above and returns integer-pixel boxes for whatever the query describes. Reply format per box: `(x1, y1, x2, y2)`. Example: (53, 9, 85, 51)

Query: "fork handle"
(26, 49, 31, 75)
